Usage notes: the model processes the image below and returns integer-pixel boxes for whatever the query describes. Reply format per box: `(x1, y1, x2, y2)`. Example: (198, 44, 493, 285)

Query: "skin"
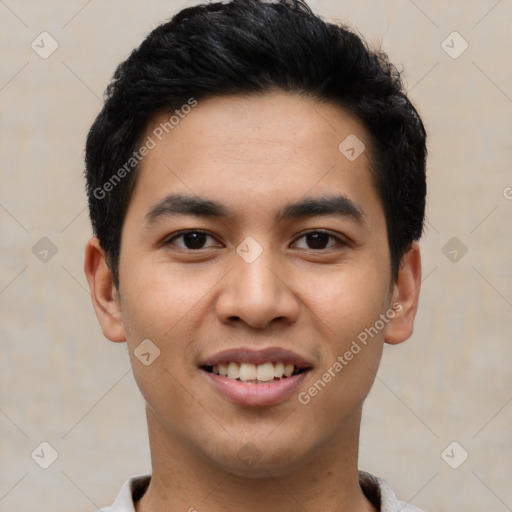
(85, 92, 421, 512)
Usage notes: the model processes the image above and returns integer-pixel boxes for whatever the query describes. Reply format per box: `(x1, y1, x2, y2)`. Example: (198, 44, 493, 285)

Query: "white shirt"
(100, 471, 426, 511)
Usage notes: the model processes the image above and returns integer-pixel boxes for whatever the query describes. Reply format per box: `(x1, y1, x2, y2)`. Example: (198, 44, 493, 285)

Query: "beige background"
(1, 1, 511, 511)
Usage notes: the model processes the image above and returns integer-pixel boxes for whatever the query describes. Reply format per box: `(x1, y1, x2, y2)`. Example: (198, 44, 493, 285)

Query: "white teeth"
(284, 364, 294, 377)
(239, 363, 257, 381)
(274, 362, 284, 378)
(208, 361, 302, 382)
(256, 362, 275, 382)
(227, 361, 240, 379)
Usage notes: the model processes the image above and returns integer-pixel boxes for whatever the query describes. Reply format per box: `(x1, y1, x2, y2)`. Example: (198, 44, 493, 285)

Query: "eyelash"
(164, 229, 348, 251)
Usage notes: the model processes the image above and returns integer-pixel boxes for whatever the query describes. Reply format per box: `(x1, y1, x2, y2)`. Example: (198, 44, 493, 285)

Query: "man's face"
(110, 92, 401, 475)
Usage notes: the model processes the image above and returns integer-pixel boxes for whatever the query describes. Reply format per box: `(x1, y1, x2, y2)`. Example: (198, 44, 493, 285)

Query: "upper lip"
(200, 347, 313, 369)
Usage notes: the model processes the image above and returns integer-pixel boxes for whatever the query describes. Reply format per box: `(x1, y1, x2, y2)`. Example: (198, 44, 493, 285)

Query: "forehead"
(127, 92, 381, 225)
(144, 92, 369, 165)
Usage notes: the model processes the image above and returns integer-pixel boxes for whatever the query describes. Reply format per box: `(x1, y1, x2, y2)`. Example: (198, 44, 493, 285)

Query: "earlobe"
(384, 241, 422, 345)
(84, 238, 127, 343)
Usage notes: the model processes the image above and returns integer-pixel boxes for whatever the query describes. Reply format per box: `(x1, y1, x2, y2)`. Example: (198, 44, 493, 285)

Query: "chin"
(204, 439, 316, 479)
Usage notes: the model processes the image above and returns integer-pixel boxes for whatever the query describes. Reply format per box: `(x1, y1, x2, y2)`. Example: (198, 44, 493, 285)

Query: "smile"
(203, 361, 307, 384)
(199, 347, 313, 407)
(201, 367, 312, 408)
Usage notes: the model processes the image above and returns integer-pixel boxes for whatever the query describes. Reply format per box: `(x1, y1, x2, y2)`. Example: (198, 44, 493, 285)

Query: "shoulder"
(100, 474, 151, 512)
(358, 470, 427, 512)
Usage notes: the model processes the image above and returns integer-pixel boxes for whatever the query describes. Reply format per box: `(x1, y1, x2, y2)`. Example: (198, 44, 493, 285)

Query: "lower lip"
(201, 369, 310, 407)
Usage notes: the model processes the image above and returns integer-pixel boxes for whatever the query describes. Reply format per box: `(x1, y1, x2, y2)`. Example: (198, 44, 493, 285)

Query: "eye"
(292, 231, 344, 250)
(165, 230, 221, 250)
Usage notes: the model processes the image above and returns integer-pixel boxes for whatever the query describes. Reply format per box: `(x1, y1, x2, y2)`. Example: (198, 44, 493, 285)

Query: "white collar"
(101, 471, 425, 512)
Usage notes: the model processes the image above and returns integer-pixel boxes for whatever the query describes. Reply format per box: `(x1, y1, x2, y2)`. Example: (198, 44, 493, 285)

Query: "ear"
(84, 237, 126, 343)
(384, 241, 421, 345)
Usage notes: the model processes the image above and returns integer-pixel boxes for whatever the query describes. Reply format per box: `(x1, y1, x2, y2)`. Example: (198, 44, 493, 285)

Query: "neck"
(135, 407, 376, 512)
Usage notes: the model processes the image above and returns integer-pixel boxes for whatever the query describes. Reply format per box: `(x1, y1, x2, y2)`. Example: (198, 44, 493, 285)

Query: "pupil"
(307, 232, 329, 249)
(184, 232, 206, 249)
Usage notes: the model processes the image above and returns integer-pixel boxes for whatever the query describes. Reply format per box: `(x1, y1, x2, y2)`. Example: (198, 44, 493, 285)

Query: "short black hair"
(85, 0, 427, 289)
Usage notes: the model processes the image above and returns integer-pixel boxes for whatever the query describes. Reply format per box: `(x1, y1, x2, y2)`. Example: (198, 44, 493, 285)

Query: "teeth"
(256, 362, 275, 382)
(227, 362, 240, 379)
(239, 363, 257, 381)
(274, 362, 284, 378)
(209, 361, 302, 382)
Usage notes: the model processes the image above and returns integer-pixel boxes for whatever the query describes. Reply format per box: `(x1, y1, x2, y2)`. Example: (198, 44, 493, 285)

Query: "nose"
(215, 245, 300, 329)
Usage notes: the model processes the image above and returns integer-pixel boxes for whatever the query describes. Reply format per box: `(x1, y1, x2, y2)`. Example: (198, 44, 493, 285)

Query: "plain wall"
(1, 1, 511, 511)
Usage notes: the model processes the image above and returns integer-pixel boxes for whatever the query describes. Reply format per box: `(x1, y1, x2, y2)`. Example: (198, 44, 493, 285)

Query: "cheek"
(120, 274, 199, 415)
(118, 259, 225, 392)
(119, 255, 217, 336)
(299, 265, 390, 405)
(306, 264, 391, 345)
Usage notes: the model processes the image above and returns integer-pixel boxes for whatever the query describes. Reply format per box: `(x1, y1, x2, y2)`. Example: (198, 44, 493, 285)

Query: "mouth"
(199, 347, 313, 407)
(201, 361, 309, 384)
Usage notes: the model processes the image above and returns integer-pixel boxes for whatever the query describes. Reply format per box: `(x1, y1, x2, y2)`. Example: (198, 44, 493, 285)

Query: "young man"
(84, 1, 427, 510)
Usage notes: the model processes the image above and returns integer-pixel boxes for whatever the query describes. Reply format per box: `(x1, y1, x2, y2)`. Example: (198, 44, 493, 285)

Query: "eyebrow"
(276, 195, 364, 224)
(145, 194, 228, 224)
(144, 193, 365, 225)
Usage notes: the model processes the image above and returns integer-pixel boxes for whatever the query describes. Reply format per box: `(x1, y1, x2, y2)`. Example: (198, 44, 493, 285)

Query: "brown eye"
(305, 232, 330, 249)
(166, 231, 219, 250)
(292, 231, 343, 250)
